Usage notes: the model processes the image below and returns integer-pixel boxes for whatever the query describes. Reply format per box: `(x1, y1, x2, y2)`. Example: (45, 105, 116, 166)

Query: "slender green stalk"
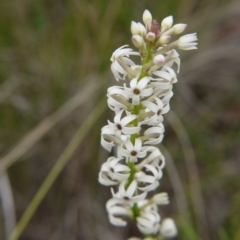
(8, 98, 106, 240)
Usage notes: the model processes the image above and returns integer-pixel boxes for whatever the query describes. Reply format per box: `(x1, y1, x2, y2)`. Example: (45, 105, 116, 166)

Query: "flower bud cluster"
(99, 9, 197, 239)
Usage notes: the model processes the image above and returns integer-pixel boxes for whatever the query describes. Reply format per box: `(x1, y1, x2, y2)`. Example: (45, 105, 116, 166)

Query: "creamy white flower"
(124, 77, 152, 105)
(107, 86, 129, 99)
(135, 163, 163, 192)
(153, 88, 173, 106)
(111, 180, 147, 203)
(107, 86, 132, 112)
(111, 45, 139, 81)
(101, 125, 122, 152)
(151, 66, 178, 90)
(98, 157, 130, 186)
(99, 165, 118, 186)
(160, 218, 178, 238)
(136, 146, 165, 170)
(107, 95, 130, 112)
(142, 97, 170, 124)
(108, 109, 140, 137)
(111, 45, 139, 61)
(101, 126, 116, 152)
(178, 33, 198, 50)
(121, 138, 147, 162)
(141, 124, 165, 145)
(106, 198, 132, 226)
(164, 49, 180, 73)
(99, 10, 197, 237)
(137, 210, 160, 234)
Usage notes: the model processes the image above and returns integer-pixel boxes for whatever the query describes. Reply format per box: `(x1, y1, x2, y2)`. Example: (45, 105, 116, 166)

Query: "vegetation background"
(0, 0, 240, 239)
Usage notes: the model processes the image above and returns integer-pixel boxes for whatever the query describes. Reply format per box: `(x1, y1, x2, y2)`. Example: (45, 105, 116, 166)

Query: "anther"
(133, 89, 140, 95)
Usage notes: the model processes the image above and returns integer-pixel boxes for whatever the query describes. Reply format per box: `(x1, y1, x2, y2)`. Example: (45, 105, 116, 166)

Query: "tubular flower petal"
(178, 33, 198, 50)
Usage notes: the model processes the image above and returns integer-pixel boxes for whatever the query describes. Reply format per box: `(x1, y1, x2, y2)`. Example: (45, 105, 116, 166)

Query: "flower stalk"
(99, 9, 197, 240)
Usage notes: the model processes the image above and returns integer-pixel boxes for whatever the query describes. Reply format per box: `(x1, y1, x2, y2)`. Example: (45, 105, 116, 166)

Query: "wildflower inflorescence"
(99, 10, 197, 240)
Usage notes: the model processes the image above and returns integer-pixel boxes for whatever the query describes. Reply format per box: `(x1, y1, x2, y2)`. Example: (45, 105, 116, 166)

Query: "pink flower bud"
(145, 32, 155, 42)
(153, 54, 165, 65)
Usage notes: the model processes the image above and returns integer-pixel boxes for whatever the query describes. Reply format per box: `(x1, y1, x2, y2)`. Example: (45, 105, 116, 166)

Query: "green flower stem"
(126, 161, 136, 188)
(133, 105, 142, 115)
(142, 44, 153, 64)
(132, 202, 141, 219)
(138, 44, 153, 80)
(128, 43, 155, 223)
(8, 98, 106, 240)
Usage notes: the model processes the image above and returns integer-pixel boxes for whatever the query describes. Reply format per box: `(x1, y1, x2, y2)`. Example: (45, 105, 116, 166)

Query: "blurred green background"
(0, 0, 240, 239)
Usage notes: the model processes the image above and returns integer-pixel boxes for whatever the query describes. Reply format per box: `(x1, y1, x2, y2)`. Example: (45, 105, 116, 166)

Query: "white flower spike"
(98, 9, 197, 240)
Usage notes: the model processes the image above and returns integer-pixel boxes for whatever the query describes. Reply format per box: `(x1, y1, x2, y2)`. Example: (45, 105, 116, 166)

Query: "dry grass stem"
(0, 78, 99, 174)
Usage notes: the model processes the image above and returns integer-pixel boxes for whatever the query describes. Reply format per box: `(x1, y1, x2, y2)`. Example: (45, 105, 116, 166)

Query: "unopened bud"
(132, 35, 143, 48)
(173, 23, 187, 34)
(160, 218, 178, 238)
(143, 9, 152, 25)
(152, 193, 169, 205)
(138, 22, 146, 36)
(145, 32, 155, 42)
(161, 16, 173, 32)
(153, 54, 165, 65)
(131, 21, 141, 35)
(158, 35, 171, 45)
